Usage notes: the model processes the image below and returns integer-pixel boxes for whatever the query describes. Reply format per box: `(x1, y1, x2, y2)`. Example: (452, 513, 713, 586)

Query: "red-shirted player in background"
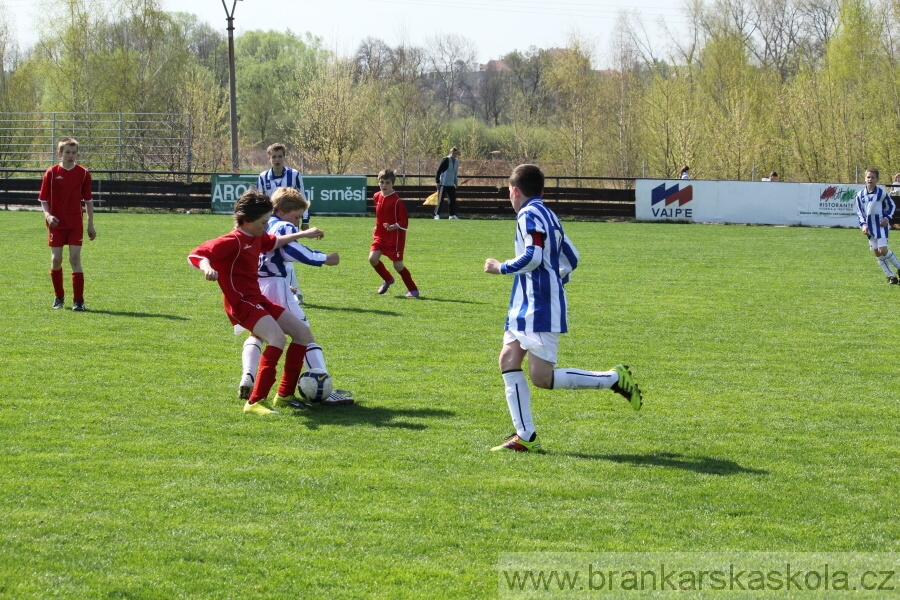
(188, 189, 325, 415)
(369, 168, 419, 298)
(39, 138, 96, 311)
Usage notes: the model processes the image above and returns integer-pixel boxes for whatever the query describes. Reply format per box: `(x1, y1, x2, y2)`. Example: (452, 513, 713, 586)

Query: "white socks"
(552, 368, 618, 390)
(304, 343, 326, 371)
(242, 336, 263, 377)
(502, 370, 534, 440)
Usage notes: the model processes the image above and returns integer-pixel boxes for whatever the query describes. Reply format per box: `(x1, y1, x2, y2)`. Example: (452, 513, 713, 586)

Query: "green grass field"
(1, 211, 898, 598)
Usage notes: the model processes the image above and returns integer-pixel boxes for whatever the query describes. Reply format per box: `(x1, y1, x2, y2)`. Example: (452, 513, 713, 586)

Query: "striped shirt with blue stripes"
(855, 185, 895, 239)
(258, 216, 326, 280)
(500, 197, 579, 333)
(257, 167, 309, 226)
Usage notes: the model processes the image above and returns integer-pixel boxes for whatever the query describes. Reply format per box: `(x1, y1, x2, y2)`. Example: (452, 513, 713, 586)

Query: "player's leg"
(68, 243, 86, 310)
(433, 185, 444, 218)
(244, 315, 287, 413)
(370, 248, 394, 293)
(272, 310, 314, 406)
(239, 335, 263, 400)
(491, 336, 541, 452)
(873, 242, 896, 282)
(392, 259, 418, 297)
(50, 245, 65, 308)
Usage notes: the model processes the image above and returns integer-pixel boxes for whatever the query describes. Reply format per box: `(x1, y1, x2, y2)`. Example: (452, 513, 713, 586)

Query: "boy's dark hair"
(450, 147, 459, 154)
(233, 189, 273, 226)
(271, 187, 309, 215)
(866, 167, 880, 179)
(266, 142, 287, 157)
(770, 171, 778, 178)
(377, 168, 396, 183)
(510, 164, 544, 198)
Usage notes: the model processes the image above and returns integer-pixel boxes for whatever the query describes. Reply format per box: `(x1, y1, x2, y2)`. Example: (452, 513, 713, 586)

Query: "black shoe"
(888, 276, 898, 285)
(72, 301, 86, 311)
(52, 297, 64, 309)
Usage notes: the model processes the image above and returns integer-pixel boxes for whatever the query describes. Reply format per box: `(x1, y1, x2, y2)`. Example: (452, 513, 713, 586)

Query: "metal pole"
(223, 0, 241, 173)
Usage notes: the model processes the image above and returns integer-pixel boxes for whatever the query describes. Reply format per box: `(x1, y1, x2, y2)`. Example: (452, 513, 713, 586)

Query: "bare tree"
(425, 33, 477, 115)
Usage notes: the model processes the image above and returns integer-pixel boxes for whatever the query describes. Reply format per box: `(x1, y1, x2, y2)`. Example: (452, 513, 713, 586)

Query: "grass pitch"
(0, 211, 897, 598)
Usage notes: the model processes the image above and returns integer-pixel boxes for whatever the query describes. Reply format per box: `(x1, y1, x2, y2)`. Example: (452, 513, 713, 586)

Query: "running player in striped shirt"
(854, 168, 900, 284)
(189, 189, 320, 415)
(238, 188, 354, 406)
(39, 138, 96, 311)
(483, 164, 643, 452)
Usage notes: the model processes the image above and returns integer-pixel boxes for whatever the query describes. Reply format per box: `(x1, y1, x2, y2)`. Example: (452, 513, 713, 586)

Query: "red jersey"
(188, 229, 278, 325)
(38, 164, 93, 229)
(373, 190, 408, 249)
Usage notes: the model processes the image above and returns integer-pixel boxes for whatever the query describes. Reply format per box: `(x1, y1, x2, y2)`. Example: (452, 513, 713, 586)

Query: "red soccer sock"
(277, 343, 308, 397)
(373, 261, 393, 282)
(249, 345, 283, 403)
(398, 267, 417, 292)
(50, 269, 64, 298)
(72, 272, 85, 303)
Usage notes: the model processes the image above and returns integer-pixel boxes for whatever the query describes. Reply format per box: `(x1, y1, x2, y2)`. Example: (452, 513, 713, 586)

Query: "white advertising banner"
(636, 180, 868, 227)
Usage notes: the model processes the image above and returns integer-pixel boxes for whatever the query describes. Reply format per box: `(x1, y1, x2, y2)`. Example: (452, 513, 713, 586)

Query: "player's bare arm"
(296, 227, 324, 240)
(197, 258, 218, 281)
(484, 258, 502, 274)
(274, 229, 320, 249)
(39, 201, 59, 227)
(85, 200, 96, 240)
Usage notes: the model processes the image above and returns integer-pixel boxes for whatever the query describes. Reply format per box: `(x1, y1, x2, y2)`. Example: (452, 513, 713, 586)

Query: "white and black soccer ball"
(298, 368, 333, 403)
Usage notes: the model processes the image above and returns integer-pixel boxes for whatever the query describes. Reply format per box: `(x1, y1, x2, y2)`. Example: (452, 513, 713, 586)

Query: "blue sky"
(8, 0, 688, 65)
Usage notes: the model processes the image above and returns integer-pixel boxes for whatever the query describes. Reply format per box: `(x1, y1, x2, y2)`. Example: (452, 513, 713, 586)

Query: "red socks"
(249, 345, 283, 403)
(373, 261, 393, 282)
(51, 269, 64, 298)
(398, 267, 417, 292)
(277, 343, 308, 398)
(72, 272, 84, 303)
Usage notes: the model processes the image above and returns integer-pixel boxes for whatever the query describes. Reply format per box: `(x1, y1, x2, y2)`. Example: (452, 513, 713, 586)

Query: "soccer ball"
(298, 368, 333, 403)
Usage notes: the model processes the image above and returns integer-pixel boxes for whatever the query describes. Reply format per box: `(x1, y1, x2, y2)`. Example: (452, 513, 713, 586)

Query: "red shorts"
(371, 238, 406, 261)
(48, 226, 83, 247)
(225, 295, 285, 331)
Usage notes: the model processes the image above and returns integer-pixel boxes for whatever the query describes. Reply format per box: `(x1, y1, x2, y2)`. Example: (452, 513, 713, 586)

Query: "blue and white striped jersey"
(257, 167, 309, 225)
(500, 197, 579, 333)
(855, 186, 895, 239)
(258, 215, 327, 279)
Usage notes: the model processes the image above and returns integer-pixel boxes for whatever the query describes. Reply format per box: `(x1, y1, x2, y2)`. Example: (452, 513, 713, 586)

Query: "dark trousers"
(434, 185, 457, 217)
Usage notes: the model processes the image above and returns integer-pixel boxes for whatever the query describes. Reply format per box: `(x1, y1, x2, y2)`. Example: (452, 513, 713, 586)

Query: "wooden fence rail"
(0, 178, 637, 219)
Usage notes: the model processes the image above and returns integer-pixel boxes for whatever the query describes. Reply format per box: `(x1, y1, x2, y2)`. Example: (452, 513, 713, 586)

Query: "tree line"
(1, 0, 897, 182)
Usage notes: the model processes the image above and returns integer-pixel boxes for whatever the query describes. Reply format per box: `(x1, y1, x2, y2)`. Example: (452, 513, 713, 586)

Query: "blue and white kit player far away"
(854, 167, 900, 284)
(484, 163, 643, 453)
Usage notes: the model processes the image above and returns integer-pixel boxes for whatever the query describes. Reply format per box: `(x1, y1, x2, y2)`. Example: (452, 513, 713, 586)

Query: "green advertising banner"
(210, 174, 367, 215)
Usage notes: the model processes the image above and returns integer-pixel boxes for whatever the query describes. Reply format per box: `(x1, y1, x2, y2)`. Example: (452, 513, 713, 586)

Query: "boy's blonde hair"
(267, 142, 287, 157)
(377, 168, 396, 183)
(58, 137, 79, 153)
(271, 187, 310, 214)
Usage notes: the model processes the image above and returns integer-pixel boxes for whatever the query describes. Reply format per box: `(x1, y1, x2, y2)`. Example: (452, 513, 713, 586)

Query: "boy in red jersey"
(189, 189, 325, 415)
(39, 138, 96, 311)
(369, 169, 419, 297)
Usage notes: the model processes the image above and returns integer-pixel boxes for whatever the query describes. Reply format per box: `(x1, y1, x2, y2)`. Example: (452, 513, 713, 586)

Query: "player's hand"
(484, 258, 502, 274)
(301, 227, 324, 240)
(46, 215, 59, 227)
(204, 268, 218, 281)
(87, 225, 96, 241)
(862, 225, 870, 236)
(881, 218, 890, 228)
(324, 252, 340, 266)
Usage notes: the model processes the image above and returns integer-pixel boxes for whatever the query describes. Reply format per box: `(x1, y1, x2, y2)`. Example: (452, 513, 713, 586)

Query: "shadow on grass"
(290, 404, 455, 431)
(81, 309, 189, 320)
(401, 296, 488, 305)
(301, 303, 401, 317)
(565, 451, 769, 476)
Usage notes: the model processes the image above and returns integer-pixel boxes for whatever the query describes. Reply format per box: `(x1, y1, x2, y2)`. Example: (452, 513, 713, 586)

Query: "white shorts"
(869, 237, 888, 250)
(233, 277, 309, 334)
(503, 330, 560, 365)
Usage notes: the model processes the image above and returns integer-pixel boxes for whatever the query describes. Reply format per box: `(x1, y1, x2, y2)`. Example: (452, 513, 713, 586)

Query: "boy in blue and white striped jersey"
(855, 168, 900, 284)
(238, 188, 354, 406)
(483, 164, 643, 452)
